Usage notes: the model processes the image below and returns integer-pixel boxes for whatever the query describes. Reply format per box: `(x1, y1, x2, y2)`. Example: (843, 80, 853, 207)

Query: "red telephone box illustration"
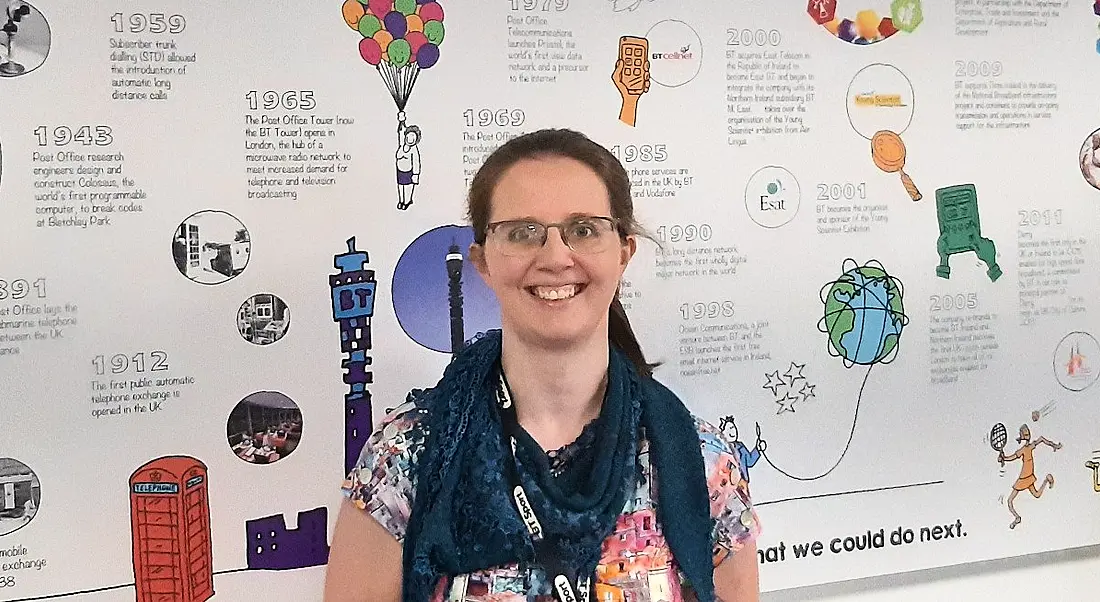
(129, 456, 214, 602)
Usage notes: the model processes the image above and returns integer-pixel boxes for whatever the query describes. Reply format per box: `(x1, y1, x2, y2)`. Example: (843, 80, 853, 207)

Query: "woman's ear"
(620, 234, 637, 268)
(469, 243, 489, 279)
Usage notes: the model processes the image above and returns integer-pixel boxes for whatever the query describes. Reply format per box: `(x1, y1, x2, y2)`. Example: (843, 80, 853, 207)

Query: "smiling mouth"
(528, 284, 584, 301)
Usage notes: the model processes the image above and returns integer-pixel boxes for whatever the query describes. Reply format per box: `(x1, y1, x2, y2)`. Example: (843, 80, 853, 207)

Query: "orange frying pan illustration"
(871, 130, 921, 201)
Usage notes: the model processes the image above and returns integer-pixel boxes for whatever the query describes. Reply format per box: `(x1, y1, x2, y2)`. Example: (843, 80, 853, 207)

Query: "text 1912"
(92, 351, 169, 376)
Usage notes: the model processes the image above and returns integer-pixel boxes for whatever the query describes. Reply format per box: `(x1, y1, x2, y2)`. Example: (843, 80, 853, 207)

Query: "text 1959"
(111, 13, 187, 34)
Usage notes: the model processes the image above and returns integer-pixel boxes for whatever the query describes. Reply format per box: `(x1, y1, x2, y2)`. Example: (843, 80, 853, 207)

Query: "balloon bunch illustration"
(342, 0, 446, 210)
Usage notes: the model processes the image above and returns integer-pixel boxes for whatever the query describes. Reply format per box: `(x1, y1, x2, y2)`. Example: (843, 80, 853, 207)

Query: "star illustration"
(775, 393, 798, 415)
(799, 382, 816, 402)
(762, 370, 784, 396)
(783, 361, 806, 385)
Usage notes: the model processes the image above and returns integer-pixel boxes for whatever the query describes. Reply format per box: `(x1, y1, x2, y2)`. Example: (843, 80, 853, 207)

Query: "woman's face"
(471, 155, 636, 350)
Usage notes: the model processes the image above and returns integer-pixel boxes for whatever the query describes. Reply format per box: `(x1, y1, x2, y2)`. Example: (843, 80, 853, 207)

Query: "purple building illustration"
(330, 237, 377, 475)
(245, 507, 330, 570)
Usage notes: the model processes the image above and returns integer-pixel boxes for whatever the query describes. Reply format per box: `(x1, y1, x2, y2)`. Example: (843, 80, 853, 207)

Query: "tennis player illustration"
(991, 422, 1062, 529)
(719, 415, 766, 487)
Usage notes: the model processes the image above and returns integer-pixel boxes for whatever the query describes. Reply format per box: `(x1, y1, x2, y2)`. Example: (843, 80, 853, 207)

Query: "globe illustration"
(818, 259, 907, 366)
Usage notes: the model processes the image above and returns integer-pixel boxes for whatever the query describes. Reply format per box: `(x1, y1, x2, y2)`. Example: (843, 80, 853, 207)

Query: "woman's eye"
(508, 225, 539, 242)
(570, 223, 595, 237)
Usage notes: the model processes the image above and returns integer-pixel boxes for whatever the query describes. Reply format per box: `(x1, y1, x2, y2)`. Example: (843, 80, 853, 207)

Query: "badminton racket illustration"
(990, 422, 1008, 465)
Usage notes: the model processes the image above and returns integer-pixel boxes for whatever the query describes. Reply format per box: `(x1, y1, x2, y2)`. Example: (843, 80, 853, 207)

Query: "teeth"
(533, 285, 578, 300)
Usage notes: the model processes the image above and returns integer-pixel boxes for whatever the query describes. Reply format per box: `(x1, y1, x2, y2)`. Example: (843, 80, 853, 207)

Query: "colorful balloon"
(395, 0, 417, 15)
(359, 37, 382, 65)
(358, 13, 382, 37)
(384, 11, 408, 38)
(423, 19, 444, 45)
(416, 42, 439, 68)
(374, 28, 394, 50)
(388, 38, 412, 67)
(368, 0, 394, 17)
(405, 30, 428, 55)
(418, 2, 444, 23)
(342, 0, 365, 28)
(416, 0, 432, 4)
(406, 14, 424, 32)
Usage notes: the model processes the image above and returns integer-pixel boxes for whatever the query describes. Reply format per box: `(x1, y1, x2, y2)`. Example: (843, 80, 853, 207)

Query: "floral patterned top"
(342, 399, 762, 602)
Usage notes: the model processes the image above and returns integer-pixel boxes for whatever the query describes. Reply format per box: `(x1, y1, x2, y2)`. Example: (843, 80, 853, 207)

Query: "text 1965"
(246, 90, 316, 111)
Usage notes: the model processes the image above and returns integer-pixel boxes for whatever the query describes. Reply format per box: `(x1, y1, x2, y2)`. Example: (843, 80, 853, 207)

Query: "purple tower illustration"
(245, 507, 330, 570)
(330, 237, 377, 475)
(446, 242, 465, 356)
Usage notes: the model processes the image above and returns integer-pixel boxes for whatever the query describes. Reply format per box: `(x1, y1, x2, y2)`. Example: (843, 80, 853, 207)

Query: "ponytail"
(608, 294, 659, 379)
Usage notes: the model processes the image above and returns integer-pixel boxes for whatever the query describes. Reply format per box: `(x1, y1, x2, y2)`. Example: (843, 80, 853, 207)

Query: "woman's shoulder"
(365, 389, 433, 457)
(690, 414, 738, 458)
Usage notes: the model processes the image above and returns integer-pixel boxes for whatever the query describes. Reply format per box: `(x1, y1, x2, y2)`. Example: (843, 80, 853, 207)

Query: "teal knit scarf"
(401, 330, 716, 601)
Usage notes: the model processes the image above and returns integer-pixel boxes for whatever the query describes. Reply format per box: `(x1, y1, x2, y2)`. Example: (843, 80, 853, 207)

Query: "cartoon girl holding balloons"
(342, 0, 445, 210)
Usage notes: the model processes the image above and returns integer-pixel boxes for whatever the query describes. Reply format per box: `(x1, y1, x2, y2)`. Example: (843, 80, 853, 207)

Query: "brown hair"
(467, 128, 659, 378)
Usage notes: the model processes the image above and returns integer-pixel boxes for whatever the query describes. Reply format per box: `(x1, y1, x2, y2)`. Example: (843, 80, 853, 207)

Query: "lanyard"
(496, 370, 591, 602)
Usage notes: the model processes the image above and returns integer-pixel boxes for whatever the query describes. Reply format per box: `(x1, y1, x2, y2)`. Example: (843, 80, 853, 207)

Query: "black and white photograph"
(237, 293, 291, 346)
(0, 457, 40, 537)
(171, 210, 251, 285)
(0, 1, 49, 77)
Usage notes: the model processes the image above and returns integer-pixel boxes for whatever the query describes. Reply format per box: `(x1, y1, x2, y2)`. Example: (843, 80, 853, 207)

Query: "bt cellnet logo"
(652, 43, 694, 60)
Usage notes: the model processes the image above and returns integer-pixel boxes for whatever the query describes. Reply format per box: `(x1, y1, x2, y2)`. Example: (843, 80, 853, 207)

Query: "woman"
(324, 129, 761, 602)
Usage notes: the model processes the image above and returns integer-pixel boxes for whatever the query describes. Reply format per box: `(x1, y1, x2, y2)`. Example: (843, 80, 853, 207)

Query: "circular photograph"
(0, 458, 40, 537)
(0, 1, 50, 78)
(644, 19, 702, 87)
(1052, 331, 1099, 392)
(745, 165, 800, 228)
(172, 210, 252, 285)
(808, 1, 923, 45)
(237, 294, 290, 346)
(392, 224, 500, 354)
(846, 63, 915, 140)
(1078, 128, 1100, 190)
(227, 391, 302, 465)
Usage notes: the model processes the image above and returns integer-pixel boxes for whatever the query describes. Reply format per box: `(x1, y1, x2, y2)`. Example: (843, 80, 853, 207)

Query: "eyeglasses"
(484, 216, 620, 257)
